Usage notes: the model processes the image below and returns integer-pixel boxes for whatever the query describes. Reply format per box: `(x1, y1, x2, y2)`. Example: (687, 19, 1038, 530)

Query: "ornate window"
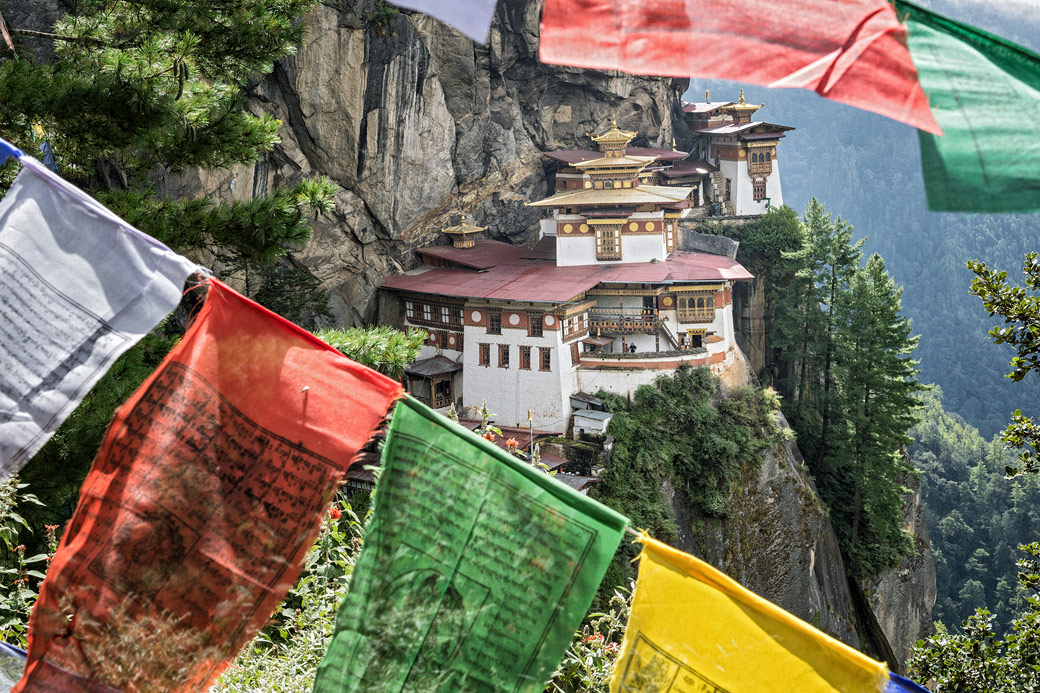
(488, 310, 502, 335)
(595, 225, 622, 261)
(529, 314, 543, 338)
(479, 343, 490, 367)
(540, 347, 552, 371)
(677, 294, 716, 323)
(753, 180, 766, 201)
(520, 345, 532, 370)
(498, 344, 510, 368)
(405, 301, 415, 320)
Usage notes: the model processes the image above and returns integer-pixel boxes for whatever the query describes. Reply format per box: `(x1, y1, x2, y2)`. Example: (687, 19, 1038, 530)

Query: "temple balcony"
(589, 306, 659, 334)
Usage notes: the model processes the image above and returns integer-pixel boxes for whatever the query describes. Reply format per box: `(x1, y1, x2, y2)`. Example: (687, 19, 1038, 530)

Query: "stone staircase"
(709, 170, 735, 216)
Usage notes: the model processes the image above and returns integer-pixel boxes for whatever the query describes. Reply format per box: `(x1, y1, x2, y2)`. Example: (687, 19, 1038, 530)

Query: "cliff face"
(157, 0, 690, 325)
(668, 414, 862, 646)
(861, 469, 937, 668)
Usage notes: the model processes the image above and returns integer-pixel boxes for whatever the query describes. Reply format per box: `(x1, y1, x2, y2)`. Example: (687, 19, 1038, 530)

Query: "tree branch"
(11, 29, 104, 46)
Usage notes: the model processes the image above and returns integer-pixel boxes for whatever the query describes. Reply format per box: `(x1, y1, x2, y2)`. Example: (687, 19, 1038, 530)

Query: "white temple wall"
(556, 235, 598, 266)
(461, 325, 569, 432)
(619, 233, 666, 263)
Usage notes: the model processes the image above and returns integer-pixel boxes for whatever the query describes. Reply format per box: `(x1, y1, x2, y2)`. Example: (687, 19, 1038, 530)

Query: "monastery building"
(381, 96, 792, 433)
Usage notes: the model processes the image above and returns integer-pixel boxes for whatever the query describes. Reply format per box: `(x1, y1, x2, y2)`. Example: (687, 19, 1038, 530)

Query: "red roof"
(382, 240, 752, 303)
(544, 147, 687, 165)
(417, 240, 551, 269)
(660, 160, 717, 178)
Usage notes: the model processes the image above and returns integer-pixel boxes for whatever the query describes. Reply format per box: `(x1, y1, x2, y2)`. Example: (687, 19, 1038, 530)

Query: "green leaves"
(968, 253, 1040, 478)
(908, 543, 1040, 692)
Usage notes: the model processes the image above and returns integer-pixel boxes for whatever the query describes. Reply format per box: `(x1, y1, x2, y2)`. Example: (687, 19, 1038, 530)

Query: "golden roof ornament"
(441, 214, 488, 249)
(705, 89, 710, 102)
(591, 117, 638, 154)
(729, 89, 764, 112)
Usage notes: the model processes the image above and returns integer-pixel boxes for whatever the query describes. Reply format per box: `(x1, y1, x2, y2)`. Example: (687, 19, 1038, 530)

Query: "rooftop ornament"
(591, 117, 638, 157)
(441, 215, 488, 249)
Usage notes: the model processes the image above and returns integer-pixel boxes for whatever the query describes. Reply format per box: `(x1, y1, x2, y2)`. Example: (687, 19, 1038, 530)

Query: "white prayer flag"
(0, 157, 198, 476)
(390, 0, 498, 43)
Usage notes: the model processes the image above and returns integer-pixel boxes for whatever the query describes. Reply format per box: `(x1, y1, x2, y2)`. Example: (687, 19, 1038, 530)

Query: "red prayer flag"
(14, 279, 403, 692)
(540, 0, 941, 134)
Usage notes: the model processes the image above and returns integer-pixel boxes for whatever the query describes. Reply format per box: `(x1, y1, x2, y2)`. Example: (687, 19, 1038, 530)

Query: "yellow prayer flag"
(611, 537, 888, 692)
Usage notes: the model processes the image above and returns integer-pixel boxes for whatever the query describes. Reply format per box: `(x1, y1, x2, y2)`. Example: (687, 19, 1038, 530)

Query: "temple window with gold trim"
(677, 294, 716, 323)
(595, 225, 622, 261)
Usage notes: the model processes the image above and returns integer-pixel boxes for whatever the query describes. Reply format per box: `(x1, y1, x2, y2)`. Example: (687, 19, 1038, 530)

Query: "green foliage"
(592, 367, 783, 595)
(549, 584, 631, 692)
(907, 542, 1040, 691)
(0, 0, 320, 172)
(911, 386, 1040, 634)
(315, 326, 426, 380)
(968, 253, 1040, 477)
(767, 200, 923, 578)
(252, 262, 335, 331)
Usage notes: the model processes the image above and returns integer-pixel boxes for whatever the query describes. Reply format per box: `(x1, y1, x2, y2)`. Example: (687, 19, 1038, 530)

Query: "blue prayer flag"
(886, 672, 930, 693)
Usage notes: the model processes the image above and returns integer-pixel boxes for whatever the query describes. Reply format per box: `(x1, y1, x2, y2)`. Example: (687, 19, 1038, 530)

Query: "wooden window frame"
(677, 294, 716, 323)
(528, 314, 543, 338)
(753, 179, 767, 201)
(539, 347, 552, 372)
(498, 344, 510, 368)
(479, 343, 490, 367)
(595, 225, 622, 261)
(570, 342, 579, 366)
(488, 310, 502, 335)
(519, 345, 532, 370)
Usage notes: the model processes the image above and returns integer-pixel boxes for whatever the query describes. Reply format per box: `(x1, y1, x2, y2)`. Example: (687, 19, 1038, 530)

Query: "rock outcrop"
(861, 468, 937, 669)
(668, 414, 862, 647)
(152, 0, 692, 326)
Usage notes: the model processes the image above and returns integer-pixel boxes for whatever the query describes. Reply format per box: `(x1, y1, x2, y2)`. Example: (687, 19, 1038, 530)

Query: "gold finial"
(461, 214, 467, 223)
(705, 89, 710, 102)
(672, 137, 677, 151)
(611, 116, 618, 129)
(739, 89, 746, 105)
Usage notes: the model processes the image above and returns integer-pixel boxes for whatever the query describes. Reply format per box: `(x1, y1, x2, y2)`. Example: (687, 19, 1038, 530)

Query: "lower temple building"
(381, 110, 767, 433)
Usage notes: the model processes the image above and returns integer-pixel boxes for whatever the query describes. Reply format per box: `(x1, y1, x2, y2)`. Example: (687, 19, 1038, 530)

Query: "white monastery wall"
(462, 324, 569, 432)
(556, 235, 598, 266)
(619, 233, 666, 263)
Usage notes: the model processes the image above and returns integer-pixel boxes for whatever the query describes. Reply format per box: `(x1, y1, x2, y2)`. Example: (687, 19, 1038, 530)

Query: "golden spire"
(591, 117, 638, 154)
(441, 214, 487, 249)
(705, 89, 710, 102)
(739, 89, 745, 105)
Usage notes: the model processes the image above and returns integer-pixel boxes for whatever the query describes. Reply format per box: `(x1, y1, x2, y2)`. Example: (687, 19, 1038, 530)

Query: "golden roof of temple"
(441, 215, 488, 237)
(573, 154, 656, 171)
(727, 89, 764, 112)
(591, 118, 638, 148)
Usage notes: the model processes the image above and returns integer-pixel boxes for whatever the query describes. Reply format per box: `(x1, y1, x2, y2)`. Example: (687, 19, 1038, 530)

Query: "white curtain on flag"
(0, 157, 198, 476)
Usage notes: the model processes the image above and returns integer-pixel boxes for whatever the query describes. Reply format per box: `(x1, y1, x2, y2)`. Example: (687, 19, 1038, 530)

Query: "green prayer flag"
(314, 397, 628, 692)
(899, 0, 1040, 212)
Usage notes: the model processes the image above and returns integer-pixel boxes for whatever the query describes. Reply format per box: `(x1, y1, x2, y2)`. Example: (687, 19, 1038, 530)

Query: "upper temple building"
(380, 97, 792, 433)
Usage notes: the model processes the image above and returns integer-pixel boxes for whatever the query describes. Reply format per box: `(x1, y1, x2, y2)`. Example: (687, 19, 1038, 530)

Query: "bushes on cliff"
(592, 367, 784, 597)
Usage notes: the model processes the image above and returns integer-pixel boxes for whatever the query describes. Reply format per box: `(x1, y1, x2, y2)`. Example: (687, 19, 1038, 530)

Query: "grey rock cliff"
(861, 468, 937, 669)
(668, 414, 862, 647)
(161, 0, 691, 326)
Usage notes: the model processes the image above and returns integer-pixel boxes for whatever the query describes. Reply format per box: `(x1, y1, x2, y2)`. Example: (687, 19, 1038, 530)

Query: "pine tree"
(0, 0, 335, 268)
(834, 254, 923, 574)
(0, 0, 337, 548)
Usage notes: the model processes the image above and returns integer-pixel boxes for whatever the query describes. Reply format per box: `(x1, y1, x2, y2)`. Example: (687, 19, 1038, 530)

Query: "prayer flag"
(389, 0, 497, 43)
(611, 536, 889, 692)
(0, 156, 197, 477)
(898, 0, 1040, 212)
(540, 0, 940, 134)
(14, 279, 403, 692)
(314, 396, 628, 692)
(887, 672, 931, 693)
